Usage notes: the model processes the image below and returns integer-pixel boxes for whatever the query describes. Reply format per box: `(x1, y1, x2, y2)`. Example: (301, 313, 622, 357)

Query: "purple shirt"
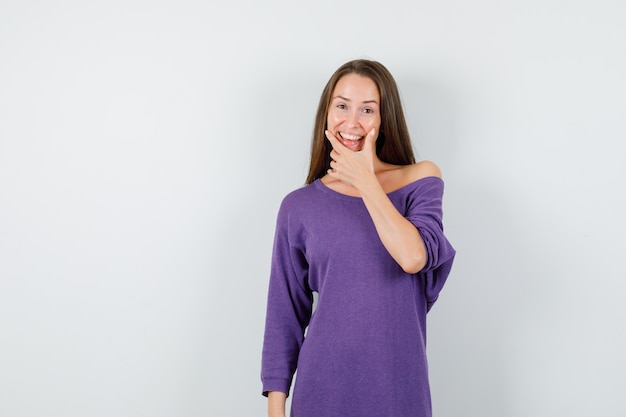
(262, 177, 455, 417)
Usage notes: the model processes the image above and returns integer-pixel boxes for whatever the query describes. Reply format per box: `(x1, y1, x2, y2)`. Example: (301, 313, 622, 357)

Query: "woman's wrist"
(267, 391, 287, 417)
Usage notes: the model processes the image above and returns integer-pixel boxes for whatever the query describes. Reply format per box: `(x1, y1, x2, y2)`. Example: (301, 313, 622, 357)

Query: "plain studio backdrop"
(1, 0, 625, 416)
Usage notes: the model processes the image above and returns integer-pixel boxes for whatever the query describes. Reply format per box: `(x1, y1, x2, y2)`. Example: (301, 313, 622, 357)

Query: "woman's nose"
(347, 110, 359, 127)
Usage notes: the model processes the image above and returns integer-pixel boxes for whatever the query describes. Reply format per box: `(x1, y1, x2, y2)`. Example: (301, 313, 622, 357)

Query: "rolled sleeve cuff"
(262, 378, 291, 398)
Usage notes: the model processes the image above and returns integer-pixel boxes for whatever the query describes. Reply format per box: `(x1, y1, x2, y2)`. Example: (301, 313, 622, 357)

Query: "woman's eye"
(337, 104, 346, 109)
(363, 108, 373, 114)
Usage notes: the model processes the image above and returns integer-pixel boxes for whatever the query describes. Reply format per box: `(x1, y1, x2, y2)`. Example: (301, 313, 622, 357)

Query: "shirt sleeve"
(405, 177, 456, 311)
(261, 196, 313, 397)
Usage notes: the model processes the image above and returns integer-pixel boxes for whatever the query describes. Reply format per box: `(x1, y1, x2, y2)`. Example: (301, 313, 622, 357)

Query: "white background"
(1, 1, 625, 416)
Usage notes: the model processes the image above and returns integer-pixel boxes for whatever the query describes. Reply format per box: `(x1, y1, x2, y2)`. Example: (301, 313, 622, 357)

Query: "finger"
(358, 127, 377, 154)
(330, 149, 340, 160)
(327, 163, 340, 176)
(325, 130, 347, 152)
(327, 161, 336, 175)
(325, 129, 338, 145)
(364, 127, 377, 145)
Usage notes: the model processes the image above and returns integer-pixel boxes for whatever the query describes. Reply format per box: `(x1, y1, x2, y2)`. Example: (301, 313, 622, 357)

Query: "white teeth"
(340, 132, 363, 141)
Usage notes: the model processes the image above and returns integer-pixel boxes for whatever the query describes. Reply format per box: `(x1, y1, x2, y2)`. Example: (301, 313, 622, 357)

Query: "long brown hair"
(305, 59, 416, 184)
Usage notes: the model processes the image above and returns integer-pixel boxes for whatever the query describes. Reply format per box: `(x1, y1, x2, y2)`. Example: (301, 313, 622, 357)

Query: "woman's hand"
(326, 127, 428, 275)
(325, 127, 378, 190)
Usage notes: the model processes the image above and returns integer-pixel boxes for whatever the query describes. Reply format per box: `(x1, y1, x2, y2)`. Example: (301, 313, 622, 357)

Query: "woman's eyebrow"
(332, 95, 378, 104)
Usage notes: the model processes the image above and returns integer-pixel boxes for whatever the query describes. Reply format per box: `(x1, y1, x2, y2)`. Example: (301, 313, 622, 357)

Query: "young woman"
(261, 59, 456, 417)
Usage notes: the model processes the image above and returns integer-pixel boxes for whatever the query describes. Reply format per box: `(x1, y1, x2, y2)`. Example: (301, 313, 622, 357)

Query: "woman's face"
(327, 73, 381, 152)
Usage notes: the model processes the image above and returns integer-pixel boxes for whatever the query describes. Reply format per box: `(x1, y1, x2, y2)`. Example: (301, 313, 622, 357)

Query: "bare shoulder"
(378, 160, 443, 193)
(403, 160, 442, 182)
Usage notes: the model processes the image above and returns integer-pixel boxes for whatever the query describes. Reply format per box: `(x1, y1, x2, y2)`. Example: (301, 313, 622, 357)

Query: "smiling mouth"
(339, 132, 363, 141)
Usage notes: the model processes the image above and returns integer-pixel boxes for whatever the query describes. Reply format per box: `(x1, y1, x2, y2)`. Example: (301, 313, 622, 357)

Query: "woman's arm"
(356, 167, 434, 274)
(326, 129, 439, 274)
(267, 391, 287, 417)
